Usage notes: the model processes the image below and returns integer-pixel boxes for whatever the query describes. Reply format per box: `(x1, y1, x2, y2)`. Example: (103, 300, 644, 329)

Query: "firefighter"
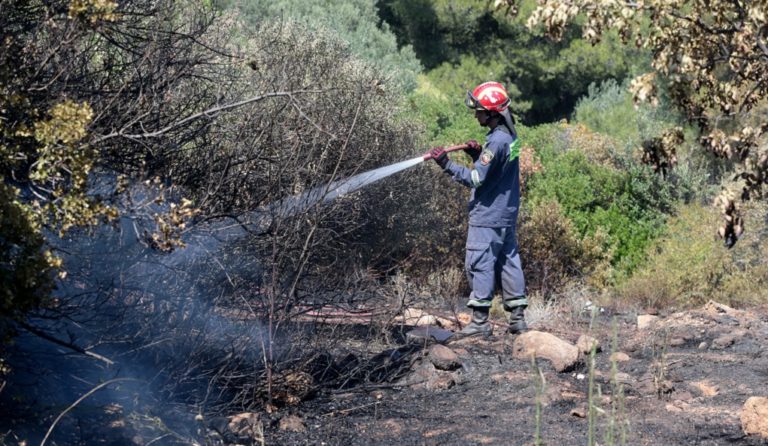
(429, 81, 527, 336)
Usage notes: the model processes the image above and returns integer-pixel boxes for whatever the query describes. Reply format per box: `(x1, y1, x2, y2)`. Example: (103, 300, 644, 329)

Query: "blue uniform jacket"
(443, 125, 521, 228)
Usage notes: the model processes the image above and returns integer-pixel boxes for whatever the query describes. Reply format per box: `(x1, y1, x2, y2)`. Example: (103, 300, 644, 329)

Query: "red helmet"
(465, 81, 510, 112)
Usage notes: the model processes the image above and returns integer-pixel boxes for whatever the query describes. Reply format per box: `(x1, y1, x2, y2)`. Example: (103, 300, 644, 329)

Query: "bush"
(518, 200, 611, 296)
(618, 202, 768, 309)
(524, 123, 679, 277)
(217, 0, 422, 90)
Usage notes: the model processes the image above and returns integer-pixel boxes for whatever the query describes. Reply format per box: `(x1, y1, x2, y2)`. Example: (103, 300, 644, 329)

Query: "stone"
(570, 407, 587, 418)
(609, 352, 630, 362)
(406, 326, 454, 343)
(637, 315, 659, 330)
(227, 412, 262, 439)
(576, 335, 601, 355)
(698, 342, 708, 350)
(279, 414, 306, 433)
(669, 337, 686, 347)
(712, 329, 748, 349)
(741, 397, 768, 438)
(426, 372, 456, 391)
(512, 331, 580, 373)
(703, 300, 739, 317)
(688, 379, 720, 397)
(613, 372, 634, 386)
(428, 344, 462, 371)
(397, 308, 437, 326)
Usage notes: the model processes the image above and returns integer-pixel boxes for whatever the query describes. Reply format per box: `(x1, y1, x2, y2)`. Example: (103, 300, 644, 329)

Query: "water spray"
(211, 143, 469, 238)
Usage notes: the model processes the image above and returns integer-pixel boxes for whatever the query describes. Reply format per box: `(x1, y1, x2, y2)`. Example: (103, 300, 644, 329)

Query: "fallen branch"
(18, 321, 115, 366)
(40, 378, 137, 446)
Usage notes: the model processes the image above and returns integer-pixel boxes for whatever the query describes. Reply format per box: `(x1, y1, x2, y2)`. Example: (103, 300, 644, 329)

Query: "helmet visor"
(465, 90, 485, 110)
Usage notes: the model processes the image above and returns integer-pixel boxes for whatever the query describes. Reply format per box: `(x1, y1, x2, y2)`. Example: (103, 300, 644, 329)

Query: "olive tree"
(493, 0, 768, 246)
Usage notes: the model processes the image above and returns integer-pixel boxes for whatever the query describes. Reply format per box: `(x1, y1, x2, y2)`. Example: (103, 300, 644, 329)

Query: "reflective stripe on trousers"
(465, 225, 526, 309)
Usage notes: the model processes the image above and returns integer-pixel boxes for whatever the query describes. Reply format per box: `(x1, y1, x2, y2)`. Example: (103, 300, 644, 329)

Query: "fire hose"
(422, 143, 470, 160)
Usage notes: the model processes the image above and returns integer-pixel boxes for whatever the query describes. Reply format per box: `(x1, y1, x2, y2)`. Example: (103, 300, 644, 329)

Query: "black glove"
(464, 140, 482, 162)
(429, 146, 449, 169)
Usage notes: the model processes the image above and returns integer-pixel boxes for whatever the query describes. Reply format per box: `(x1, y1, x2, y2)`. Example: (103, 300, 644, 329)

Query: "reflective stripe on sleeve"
(471, 169, 482, 188)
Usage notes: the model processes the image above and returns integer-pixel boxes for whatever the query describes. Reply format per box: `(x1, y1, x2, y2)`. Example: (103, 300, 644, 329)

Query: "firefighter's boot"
(458, 307, 493, 338)
(506, 305, 528, 334)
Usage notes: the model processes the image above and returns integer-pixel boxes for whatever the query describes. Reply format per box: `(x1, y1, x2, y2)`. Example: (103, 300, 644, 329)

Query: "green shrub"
(217, 0, 422, 90)
(618, 203, 768, 309)
(518, 200, 612, 296)
(526, 137, 675, 277)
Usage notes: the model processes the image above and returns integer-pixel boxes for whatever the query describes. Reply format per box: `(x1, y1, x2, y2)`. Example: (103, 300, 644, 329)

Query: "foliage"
(216, 0, 422, 90)
(518, 200, 611, 296)
(619, 203, 768, 309)
(0, 0, 423, 344)
(574, 79, 682, 151)
(379, 0, 641, 123)
(525, 124, 677, 276)
(496, 0, 768, 245)
(574, 79, 724, 203)
(0, 184, 52, 338)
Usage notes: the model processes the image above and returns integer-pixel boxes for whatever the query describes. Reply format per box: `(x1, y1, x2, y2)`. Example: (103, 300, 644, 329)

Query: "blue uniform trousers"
(465, 225, 527, 310)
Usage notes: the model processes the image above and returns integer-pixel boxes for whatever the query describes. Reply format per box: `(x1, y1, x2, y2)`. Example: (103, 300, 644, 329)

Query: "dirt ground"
(258, 301, 768, 446)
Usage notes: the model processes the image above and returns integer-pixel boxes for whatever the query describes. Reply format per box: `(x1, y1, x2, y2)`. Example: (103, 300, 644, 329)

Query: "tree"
(2, 0, 429, 410)
(216, 0, 422, 90)
(379, 0, 640, 123)
(493, 0, 768, 245)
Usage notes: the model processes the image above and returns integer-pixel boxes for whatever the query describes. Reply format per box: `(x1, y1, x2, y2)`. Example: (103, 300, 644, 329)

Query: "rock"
(570, 407, 587, 418)
(690, 380, 720, 397)
(669, 337, 686, 347)
(512, 331, 579, 373)
(741, 397, 768, 438)
(712, 329, 747, 349)
(712, 334, 736, 349)
(397, 308, 437, 326)
(665, 400, 690, 412)
(613, 372, 634, 386)
(279, 414, 306, 433)
(399, 360, 437, 388)
(227, 412, 262, 439)
(703, 300, 739, 317)
(426, 372, 455, 391)
(609, 352, 630, 362)
(428, 344, 462, 371)
(698, 342, 708, 350)
(576, 335, 601, 355)
(637, 315, 659, 330)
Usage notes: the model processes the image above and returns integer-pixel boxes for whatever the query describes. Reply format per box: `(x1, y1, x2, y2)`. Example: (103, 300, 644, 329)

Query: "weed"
(531, 355, 547, 446)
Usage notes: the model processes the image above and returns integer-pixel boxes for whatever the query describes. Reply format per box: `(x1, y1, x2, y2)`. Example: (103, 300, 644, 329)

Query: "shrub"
(217, 0, 422, 90)
(618, 202, 768, 309)
(525, 132, 676, 277)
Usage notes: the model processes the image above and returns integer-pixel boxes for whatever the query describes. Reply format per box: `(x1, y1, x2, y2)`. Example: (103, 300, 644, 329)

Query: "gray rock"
(512, 331, 580, 373)
(429, 344, 462, 371)
(741, 397, 768, 439)
(279, 414, 306, 433)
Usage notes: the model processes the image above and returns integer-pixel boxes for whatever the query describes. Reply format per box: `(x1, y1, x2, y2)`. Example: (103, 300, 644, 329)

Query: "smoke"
(1, 156, 428, 443)
(1, 182, 275, 444)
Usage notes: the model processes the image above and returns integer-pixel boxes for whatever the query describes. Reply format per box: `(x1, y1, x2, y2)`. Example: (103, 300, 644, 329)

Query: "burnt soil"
(261, 303, 768, 446)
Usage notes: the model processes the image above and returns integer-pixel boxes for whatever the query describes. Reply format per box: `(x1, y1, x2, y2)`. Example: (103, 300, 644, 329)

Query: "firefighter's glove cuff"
(464, 140, 482, 162)
(430, 147, 449, 169)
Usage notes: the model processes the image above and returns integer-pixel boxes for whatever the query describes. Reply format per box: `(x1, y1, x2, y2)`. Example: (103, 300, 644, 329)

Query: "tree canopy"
(493, 0, 768, 245)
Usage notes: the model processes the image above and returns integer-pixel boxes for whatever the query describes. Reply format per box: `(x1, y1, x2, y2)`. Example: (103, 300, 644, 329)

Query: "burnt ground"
(259, 302, 768, 446)
(3, 301, 767, 445)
